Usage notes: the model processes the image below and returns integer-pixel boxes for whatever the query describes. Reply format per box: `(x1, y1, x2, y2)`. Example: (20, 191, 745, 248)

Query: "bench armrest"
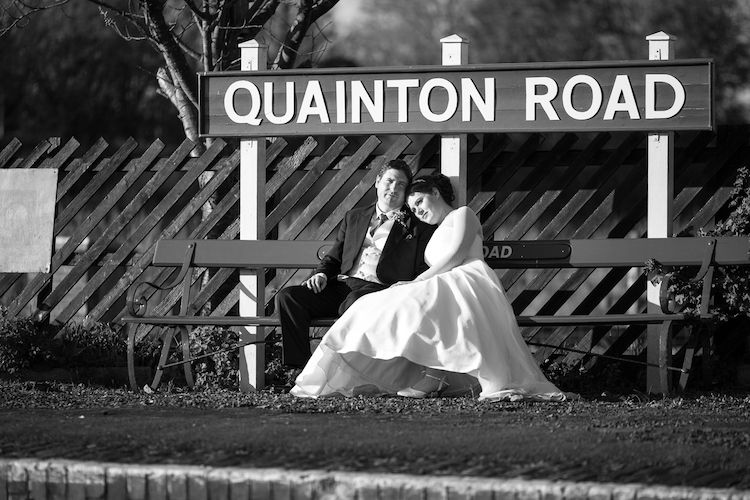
(127, 243, 197, 317)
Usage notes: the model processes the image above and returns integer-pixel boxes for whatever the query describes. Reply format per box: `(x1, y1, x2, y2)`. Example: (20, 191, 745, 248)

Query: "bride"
(291, 173, 567, 401)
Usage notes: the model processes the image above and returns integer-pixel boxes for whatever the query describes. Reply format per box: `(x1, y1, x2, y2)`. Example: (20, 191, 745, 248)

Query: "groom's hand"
(304, 273, 328, 293)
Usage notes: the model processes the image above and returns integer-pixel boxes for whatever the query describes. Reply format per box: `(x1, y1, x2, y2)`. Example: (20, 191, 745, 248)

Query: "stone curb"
(1, 458, 749, 500)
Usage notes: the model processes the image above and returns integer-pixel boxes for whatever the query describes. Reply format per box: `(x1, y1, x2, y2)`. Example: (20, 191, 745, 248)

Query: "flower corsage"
(390, 210, 413, 239)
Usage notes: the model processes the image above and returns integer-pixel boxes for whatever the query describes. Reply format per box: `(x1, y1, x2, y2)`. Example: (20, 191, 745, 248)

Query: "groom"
(276, 159, 435, 368)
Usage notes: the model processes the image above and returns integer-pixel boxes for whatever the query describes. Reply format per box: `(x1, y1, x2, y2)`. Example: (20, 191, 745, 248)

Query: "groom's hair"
(377, 159, 413, 185)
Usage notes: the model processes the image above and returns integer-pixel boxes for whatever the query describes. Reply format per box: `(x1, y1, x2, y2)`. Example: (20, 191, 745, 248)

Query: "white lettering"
(297, 81, 330, 124)
(263, 81, 295, 125)
(562, 75, 602, 120)
(603, 75, 640, 120)
(224, 80, 262, 125)
(419, 78, 458, 122)
(386, 79, 419, 123)
(461, 77, 495, 122)
(526, 77, 559, 121)
(336, 80, 346, 124)
(645, 74, 686, 119)
(500, 245, 512, 258)
(352, 80, 384, 123)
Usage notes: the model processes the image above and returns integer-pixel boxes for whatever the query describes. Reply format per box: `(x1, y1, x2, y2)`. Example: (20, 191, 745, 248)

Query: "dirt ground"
(2, 385, 750, 491)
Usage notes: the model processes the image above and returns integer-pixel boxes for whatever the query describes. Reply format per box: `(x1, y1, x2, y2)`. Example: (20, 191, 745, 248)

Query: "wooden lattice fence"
(1, 126, 748, 366)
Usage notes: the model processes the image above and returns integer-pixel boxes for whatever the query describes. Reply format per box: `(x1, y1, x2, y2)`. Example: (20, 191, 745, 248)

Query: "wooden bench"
(122, 236, 750, 394)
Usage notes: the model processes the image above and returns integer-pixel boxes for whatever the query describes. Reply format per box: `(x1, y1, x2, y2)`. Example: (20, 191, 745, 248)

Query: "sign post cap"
(440, 34, 469, 44)
(646, 31, 677, 42)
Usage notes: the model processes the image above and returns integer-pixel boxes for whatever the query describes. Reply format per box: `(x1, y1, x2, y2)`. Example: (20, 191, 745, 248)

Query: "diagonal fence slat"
(56, 140, 231, 323)
(55, 139, 109, 202)
(13, 138, 59, 169)
(38, 138, 80, 170)
(266, 136, 349, 229)
(53, 138, 142, 235)
(0, 138, 22, 167)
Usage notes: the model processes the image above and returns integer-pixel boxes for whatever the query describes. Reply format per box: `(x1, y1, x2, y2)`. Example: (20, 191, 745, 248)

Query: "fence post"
(238, 39, 267, 391)
(440, 34, 469, 205)
(646, 31, 676, 395)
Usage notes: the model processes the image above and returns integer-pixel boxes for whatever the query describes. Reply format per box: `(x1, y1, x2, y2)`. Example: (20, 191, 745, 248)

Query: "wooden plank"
(55, 139, 109, 202)
(38, 137, 79, 170)
(152, 239, 333, 268)
(120, 312, 702, 328)
(53, 138, 143, 234)
(265, 137, 288, 167)
(466, 134, 511, 188)
(266, 136, 348, 229)
(145, 236, 748, 270)
(14, 138, 58, 169)
(265, 136, 318, 201)
(468, 134, 539, 215)
(0, 138, 22, 168)
(486, 133, 578, 236)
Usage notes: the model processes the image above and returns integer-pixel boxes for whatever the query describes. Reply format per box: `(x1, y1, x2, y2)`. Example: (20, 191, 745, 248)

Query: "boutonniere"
(390, 210, 410, 228)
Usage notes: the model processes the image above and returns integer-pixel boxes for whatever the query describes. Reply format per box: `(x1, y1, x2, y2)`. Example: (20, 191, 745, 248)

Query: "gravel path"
(2, 382, 750, 489)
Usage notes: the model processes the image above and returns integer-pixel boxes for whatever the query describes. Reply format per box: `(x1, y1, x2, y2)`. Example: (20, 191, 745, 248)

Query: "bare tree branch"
(0, 0, 69, 37)
(142, 0, 198, 109)
(271, 0, 338, 69)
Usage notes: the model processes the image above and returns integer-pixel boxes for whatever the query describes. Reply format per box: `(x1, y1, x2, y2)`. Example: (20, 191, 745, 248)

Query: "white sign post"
(440, 34, 469, 205)
(238, 40, 267, 391)
(646, 31, 676, 394)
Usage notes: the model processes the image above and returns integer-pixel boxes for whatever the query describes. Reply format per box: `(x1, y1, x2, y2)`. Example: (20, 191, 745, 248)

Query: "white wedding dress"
(291, 207, 566, 401)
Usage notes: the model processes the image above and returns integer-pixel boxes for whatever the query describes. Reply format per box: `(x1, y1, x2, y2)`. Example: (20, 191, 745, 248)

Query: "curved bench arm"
(126, 243, 196, 317)
(658, 238, 716, 314)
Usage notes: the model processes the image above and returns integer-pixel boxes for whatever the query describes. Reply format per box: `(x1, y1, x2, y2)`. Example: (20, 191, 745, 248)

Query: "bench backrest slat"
(151, 237, 749, 269)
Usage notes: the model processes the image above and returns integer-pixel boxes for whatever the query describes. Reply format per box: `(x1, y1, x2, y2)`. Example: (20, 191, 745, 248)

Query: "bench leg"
(700, 322, 714, 387)
(658, 320, 674, 396)
(150, 327, 176, 391)
(126, 323, 138, 391)
(178, 325, 194, 388)
(677, 324, 699, 392)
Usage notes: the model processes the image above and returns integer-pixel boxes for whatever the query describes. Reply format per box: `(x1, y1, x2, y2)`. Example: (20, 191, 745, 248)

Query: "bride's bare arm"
(413, 207, 482, 282)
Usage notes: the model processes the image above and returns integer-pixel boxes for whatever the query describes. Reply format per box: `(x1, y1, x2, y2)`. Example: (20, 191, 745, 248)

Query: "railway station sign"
(199, 59, 713, 137)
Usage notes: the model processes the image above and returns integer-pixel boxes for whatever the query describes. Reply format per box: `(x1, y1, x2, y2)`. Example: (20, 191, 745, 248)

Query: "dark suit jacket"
(316, 204, 435, 285)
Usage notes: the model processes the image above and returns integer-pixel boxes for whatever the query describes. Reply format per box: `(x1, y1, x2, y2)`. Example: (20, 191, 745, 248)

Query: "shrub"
(0, 308, 55, 374)
(187, 326, 240, 389)
(0, 309, 160, 376)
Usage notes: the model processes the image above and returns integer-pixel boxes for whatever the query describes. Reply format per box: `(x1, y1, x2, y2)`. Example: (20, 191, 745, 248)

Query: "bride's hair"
(408, 173, 455, 205)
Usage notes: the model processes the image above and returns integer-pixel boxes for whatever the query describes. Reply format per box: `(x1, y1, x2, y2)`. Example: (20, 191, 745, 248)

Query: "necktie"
(370, 213, 388, 236)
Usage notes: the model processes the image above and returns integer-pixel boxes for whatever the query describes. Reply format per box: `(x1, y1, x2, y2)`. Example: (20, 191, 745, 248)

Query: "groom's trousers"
(275, 277, 387, 367)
